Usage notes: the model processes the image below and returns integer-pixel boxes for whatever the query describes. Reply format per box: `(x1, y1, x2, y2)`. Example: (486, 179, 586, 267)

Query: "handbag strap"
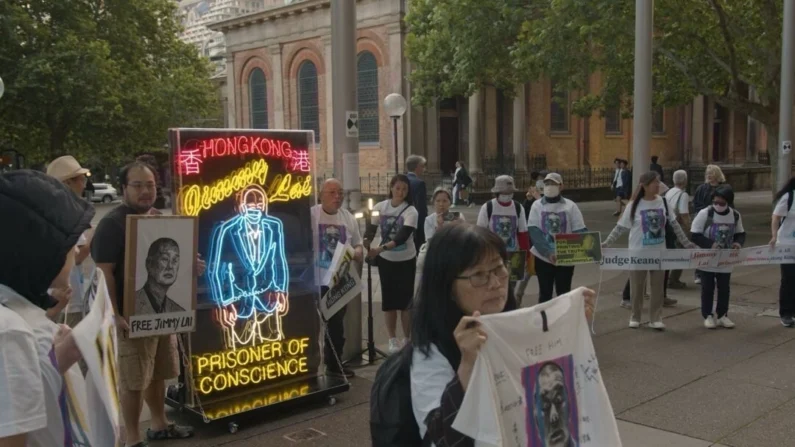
(382, 203, 410, 242)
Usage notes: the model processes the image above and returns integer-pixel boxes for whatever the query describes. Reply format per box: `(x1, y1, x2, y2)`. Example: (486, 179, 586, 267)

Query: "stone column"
(468, 90, 482, 172)
(746, 86, 759, 163)
(269, 45, 284, 128)
(426, 103, 439, 172)
(512, 84, 527, 172)
(225, 54, 236, 128)
(322, 35, 334, 169)
(690, 96, 705, 165)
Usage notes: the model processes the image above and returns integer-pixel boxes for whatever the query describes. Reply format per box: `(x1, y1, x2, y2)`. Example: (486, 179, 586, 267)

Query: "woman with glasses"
(691, 186, 745, 329)
(409, 223, 593, 445)
(415, 188, 465, 296)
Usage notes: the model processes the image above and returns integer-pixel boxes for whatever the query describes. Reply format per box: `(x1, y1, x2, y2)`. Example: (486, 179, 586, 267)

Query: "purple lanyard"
(48, 348, 74, 446)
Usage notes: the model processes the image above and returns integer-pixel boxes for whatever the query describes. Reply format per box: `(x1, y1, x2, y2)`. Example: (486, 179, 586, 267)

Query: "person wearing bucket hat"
(47, 155, 94, 329)
(527, 173, 589, 303)
(477, 175, 530, 303)
(0, 170, 95, 445)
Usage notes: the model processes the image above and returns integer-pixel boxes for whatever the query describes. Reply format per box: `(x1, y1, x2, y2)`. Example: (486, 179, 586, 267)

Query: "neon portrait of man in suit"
(207, 184, 290, 349)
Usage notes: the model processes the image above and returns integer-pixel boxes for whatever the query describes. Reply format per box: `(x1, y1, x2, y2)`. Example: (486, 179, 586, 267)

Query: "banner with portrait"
(123, 215, 198, 338)
(320, 242, 361, 320)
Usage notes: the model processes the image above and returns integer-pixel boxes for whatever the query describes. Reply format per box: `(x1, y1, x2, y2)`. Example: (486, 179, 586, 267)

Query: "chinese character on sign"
(178, 149, 203, 175)
(290, 150, 311, 172)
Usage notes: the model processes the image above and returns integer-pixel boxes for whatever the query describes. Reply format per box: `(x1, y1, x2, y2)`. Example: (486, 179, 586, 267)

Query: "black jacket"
(693, 182, 733, 214)
(650, 163, 664, 183)
(407, 172, 427, 244)
(0, 170, 94, 307)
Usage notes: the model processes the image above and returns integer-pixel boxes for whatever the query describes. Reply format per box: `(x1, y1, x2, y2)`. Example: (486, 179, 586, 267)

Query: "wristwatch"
(380, 244, 390, 251)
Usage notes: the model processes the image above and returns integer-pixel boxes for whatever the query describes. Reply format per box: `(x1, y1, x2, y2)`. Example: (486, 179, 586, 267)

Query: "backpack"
(370, 347, 430, 447)
(486, 199, 523, 222)
(780, 192, 794, 224)
(704, 206, 740, 234)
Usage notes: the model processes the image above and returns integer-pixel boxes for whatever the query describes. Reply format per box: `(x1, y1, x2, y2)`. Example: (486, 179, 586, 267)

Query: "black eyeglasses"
(456, 262, 510, 288)
(712, 201, 728, 207)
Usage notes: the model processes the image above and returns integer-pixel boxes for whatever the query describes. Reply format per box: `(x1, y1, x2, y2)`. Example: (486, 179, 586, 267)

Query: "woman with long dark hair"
(409, 223, 594, 445)
(364, 174, 419, 353)
(602, 172, 695, 330)
(770, 176, 795, 327)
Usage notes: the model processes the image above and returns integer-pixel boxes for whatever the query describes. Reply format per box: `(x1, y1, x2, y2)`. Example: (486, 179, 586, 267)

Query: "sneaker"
(704, 315, 717, 329)
(620, 300, 632, 309)
(327, 366, 356, 378)
(782, 316, 795, 327)
(612, 211, 620, 217)
(668, 281, 687, 289)
(388, 338, 401, 354)
(663, 297, 678, 307)
(649, 321, 666, 331)
(629, 319, 640, 329)
(717, 316, 735, 329)
(694, 277, 701, 285)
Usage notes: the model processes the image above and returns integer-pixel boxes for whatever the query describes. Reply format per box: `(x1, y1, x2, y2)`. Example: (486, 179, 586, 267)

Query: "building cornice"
(209, 0, 331, 32)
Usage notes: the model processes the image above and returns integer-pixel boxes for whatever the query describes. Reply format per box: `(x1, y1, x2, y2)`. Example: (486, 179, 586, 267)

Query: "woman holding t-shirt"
(364, 174, 419, 354)
(770, 176, 795, 328)
(602, 172, 695, 330)
(528, 173, 588, 303)
(415, 188, 466, 296)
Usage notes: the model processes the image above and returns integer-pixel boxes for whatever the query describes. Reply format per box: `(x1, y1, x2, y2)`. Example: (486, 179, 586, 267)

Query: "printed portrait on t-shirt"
(708, 223, 735, 249)
(380, 215, 407, 251)
(318, 224, 347, 268)
(491, 215, 518, 251)
(542, 211, 568, 245)
(640, 208, 666, 246)
(522, 355, 579, 447)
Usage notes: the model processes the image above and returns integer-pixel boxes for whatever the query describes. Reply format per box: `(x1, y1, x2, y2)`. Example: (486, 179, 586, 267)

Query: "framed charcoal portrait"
(124, 215, 198, 338)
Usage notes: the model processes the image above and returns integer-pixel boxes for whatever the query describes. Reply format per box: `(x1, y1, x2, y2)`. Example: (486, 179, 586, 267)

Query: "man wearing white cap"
(46, 155, 93, 327)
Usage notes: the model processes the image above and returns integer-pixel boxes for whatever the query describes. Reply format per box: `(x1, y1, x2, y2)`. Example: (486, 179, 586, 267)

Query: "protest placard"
(72, 269, 120, 446)
(508, 251, 527, 281)
(554, 232, 602, 266)
(320, 242, 361, 320)
(600, 249, 662, 270)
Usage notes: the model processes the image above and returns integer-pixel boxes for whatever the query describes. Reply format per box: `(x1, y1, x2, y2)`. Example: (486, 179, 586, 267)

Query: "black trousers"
(698, 270, 731, 318)
(534, 255, 575, 304)
(781, 264, 795, 318)
(320, 286, 347, 371)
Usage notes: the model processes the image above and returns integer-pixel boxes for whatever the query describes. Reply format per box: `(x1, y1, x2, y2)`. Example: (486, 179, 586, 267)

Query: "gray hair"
(672, 169, 688, 187)
(405, 155, 427, 173)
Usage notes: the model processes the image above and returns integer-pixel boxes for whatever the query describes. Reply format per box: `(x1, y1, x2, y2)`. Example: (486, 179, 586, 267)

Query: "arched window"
(248, 68, 268, 129)
(298, 61, 320, 142)
(357, 51, 379, 143)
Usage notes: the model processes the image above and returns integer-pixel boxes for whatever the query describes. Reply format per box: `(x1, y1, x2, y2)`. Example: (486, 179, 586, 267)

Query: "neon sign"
(177, 137, 311, 176)
(207, 185, 290, 349)
(178, 159, 312, 216)
(193, 337, 311, 395)
(202, 383, 311, 420)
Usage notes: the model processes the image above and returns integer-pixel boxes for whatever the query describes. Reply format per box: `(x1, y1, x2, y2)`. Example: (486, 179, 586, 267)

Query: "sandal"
(146, 423, 194, 440)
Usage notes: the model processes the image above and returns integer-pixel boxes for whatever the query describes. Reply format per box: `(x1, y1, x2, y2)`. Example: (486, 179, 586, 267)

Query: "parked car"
(91, 183, 119, 203)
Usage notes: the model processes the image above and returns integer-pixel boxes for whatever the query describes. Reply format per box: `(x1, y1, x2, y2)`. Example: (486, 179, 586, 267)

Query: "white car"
(91, 183, 119, 203)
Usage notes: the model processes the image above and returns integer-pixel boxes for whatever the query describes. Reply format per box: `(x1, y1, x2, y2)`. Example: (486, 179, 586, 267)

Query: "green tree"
(0, 0, 220, 167)
(406, 0, 787, 183)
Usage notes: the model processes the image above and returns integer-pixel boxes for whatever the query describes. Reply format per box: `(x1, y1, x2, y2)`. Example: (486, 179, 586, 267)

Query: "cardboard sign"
(554, 232, 602, 266)
(320, 243, 361, 320)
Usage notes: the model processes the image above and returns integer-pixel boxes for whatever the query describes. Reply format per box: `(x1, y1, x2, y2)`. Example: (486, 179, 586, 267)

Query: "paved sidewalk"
(132, 191, 794, 446)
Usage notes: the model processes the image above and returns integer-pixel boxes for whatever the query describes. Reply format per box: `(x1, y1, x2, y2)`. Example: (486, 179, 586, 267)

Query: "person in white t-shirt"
(415, 188, 466, 297)
(364, 174, 419, 353)
(528, 173, 588, 304)
(311, 178, 364, 378)
(0, 170, 94, 446)
(664, 170, 692, 289)
(409, 223, 595, 446)
(690, 186, 745, 329)
(770, 176, 795, 327)
(602, 172, 695, 330)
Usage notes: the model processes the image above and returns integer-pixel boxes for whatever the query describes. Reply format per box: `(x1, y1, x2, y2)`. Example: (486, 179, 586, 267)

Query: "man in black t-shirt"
(91, 161, 203, 446)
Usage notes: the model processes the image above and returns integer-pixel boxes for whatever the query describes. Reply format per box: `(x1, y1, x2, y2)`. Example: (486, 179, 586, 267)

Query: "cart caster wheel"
(228, 422, 239, 434)
(328, 396, 337, 406)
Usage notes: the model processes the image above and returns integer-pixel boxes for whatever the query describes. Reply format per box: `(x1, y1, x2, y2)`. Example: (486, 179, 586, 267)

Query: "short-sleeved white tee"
(0, 285, 67, 446)
(774, 192, 795, 244)
(311, 205, 363, 285)
(476, 200, 528, 251)
(371, 200, 419, 262)
(528, 199, 587, 264)
(664, 187, 690, 217)
(691, 206, 745, 273)
(618, 196, 676, 249)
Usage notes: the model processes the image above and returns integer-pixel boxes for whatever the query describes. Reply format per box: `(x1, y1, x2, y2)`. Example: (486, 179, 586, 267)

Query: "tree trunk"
(765, 123, 780, 196)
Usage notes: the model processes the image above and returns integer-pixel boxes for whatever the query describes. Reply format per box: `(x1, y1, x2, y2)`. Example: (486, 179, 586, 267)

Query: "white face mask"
(498, 194, 514, 202)
(544, 185, 561, 198)
(713, 204, 728, 213)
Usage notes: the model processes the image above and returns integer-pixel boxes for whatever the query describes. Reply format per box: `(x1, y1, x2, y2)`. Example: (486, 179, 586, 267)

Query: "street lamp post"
(631, 0, 653, 189)
(777, 0, 795, 191)
(384, 93, 407, 175)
